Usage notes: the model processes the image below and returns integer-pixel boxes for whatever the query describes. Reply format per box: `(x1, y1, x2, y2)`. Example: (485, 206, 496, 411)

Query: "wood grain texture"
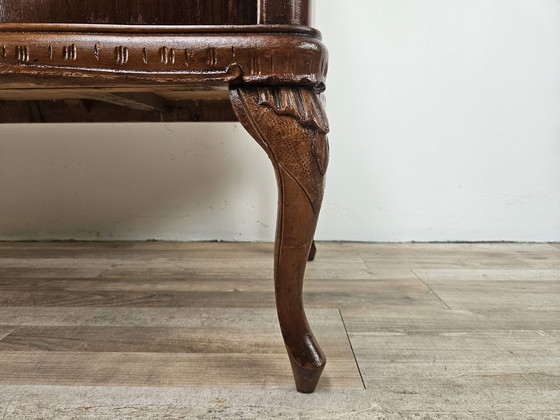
(349, 332, 560, 393)
(0, 352, 361, 388)
(0, 280, 445, 309)
(0, 0, 258, 25)
(0, 309, 354, 358)
(414, 269, 560, 311)
(341, 306, 560, 333)
(0, 0, 331, 395)
(230, 86, 330, 392)
(0, 26, 327, 89)
(1, 386, 559, 420)
(0, 242, 559, 416)
(0, 327, 14, 341)
(355, 242, 560, 269)
(258, 0, 310, 25)
(0, 307, 361, 389)
(0, 307, 333, 328)
(414, 268, 560, 281)
(0, 98, 237, 123)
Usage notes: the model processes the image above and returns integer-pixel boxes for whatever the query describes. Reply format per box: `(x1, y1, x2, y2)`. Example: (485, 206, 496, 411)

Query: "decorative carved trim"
(257, 87, 329, 177)
(16, 45, 30, 62)
(257, 87, 329, 134)
(115, 46, 129, 65)
(231, 87, 329, 213)
(160, 46, 175, 65)
(206, 48, 218, 67)
(62, 44, 78, 61)
(0, 31, 327, 87)
(311, 131, 329, 177)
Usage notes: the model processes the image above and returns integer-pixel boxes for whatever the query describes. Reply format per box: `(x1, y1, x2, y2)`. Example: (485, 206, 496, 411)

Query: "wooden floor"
(0, 242, 558, 419)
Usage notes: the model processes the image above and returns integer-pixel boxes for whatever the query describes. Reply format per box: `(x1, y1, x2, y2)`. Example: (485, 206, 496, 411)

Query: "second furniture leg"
(230, 86, 330, 393)
(308, 240, 317, 261)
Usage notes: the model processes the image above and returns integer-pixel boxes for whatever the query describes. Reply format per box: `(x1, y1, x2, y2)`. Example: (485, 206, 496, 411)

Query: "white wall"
(1, 0, 560, 242)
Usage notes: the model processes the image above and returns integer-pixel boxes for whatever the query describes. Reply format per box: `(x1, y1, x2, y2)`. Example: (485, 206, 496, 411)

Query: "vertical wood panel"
(0, 0, 258, 25)
(259, 0, 310, 25)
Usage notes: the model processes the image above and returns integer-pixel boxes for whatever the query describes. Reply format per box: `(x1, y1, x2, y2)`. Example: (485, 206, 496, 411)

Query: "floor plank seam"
(411, 269, 453, 310)
(337, 308, 366, 390)
(0, 329, 14, 342)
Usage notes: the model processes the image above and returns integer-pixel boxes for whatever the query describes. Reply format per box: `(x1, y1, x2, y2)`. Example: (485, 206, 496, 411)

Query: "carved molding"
(0, 30, 327, 87)
(115, 46, 129, 65)
(62, 44, 78, 61)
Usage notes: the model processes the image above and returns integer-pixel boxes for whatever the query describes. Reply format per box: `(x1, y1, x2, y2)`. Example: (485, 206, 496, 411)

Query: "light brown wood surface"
(0, 242, 558, 418)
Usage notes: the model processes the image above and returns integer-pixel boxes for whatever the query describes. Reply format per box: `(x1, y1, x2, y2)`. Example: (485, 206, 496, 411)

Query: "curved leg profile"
(230, 86, 329, 393)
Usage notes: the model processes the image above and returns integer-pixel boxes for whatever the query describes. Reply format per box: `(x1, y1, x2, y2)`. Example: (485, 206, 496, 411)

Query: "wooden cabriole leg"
(230, 86, 329, 393)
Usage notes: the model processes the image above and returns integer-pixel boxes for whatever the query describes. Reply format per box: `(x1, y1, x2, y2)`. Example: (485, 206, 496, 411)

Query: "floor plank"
(0, 289, 447, 309)
(414, 271, 560, 311)
(0, 276, 446, 309)
(0, 327, 14, 341)
(0, 385, 558, 419)
(0, 351, 362, 389)
(349, 332, 560, 392)
(414, 268, 560, 281)
(355, 242, 560, 269)
(0, 309, 353, 358)
(341, 306, 560, 332)
(0, 306, 361, 389)
(0, 351, 362, 388)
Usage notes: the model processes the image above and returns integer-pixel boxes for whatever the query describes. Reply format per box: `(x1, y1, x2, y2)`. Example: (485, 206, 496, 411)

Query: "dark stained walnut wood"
(0, 24, 327, 90)
(230, 86, 329, 392)
(0, 0, 329, 393)
(258, 0, 311, 25)
(0, 98, 237, 123)
(0, 0, 258, 25)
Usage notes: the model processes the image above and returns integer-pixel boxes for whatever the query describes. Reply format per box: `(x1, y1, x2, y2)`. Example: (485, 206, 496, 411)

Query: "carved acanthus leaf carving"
(257, 87, 329, 177)
(231, 87, 329, 213)
(257, 87, 329, 134)
(311, 132, 329, 176)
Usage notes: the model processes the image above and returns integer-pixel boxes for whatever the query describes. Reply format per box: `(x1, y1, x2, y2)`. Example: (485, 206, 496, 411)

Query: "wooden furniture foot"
(230, 86, 329, 393)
